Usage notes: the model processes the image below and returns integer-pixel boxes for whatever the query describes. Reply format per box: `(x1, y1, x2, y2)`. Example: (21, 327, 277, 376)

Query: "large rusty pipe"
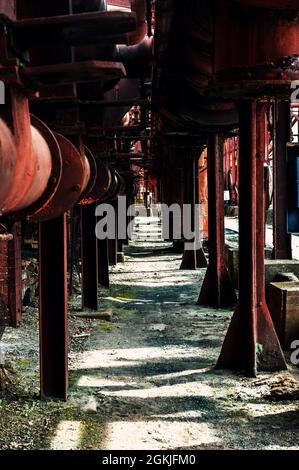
(0, 117, 94, 220)
(13, 126, 52, 212)
(0, 119, 52, 215)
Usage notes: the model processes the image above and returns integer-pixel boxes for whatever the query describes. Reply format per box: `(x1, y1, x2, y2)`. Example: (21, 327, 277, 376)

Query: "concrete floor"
(63, 217, 298, 450)
(1, 216, 298, 450)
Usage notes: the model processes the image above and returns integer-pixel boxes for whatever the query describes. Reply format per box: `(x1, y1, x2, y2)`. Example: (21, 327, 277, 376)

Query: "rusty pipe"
(0, 117, 95, 221)
(0, 119, 52, 215)
(13, 126, 52, 212)
(117, 35, 153, 77)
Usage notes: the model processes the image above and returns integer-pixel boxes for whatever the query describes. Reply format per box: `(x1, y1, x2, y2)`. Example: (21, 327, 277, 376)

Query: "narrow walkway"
(64, 217, 299, 450)
(3, 218, 297, 449)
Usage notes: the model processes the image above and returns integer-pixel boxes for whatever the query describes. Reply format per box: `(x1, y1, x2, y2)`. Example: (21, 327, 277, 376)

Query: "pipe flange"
(29, 132, 86, 221)
(78, 146, 98, 205)
(88, 158, 112, 202)
(9, 115, 62, 222)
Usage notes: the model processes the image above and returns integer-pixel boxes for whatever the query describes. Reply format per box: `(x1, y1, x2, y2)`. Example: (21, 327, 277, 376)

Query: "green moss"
(116, 308, 137, 317)
(79, 417, 106, 450)
(117, 291, 135, 300)
(97, 321, 116, 333)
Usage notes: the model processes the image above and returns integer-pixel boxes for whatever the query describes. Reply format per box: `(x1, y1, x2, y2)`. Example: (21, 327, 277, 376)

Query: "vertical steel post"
(108, 199, 118, 266)
(195, 155, 208, 268)
(8, 223, 22, 327)
(81, 203, 98, 310)
(256, 102, 287, 371)
(97, 216, 110, 289)
(216, 101, 287, 375)
(180, 154, 197, 270)
(39, 214, 68, 400)
(272, 101, 292, 259)
(198, 134, 236, 307)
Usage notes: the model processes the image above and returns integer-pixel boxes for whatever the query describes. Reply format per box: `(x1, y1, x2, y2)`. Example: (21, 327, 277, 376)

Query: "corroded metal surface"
(214, 0, 299, 93)
(216, 101, 287, 375)
(30, 132, 86, 221)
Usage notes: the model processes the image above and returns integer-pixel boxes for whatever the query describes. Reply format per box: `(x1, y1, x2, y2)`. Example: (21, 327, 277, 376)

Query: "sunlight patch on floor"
(77, 376, 137, 388)
(51, 421, 82, 450)
(149, 368, 209, 381)
(103, 420, 220, 450)
(99, 381, 212, 398)
(246, 403, 299, 418)
(77, 346, 206, 370)
(152, 410, 203, 419)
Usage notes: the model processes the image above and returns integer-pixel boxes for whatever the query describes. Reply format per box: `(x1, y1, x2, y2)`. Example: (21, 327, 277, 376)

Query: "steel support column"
(272, 101, 292, 259)
(81, 203, 98, 310)
(8, 223, 22, 327)
(216, 101, 287, 375)
(180, 155, 197, 270)
(97, 236, 110, 288)
(108, 200, 118, 266)
(198, 134, 236, 307)
(195, 156, 208, 268)
(39, 214, 68, 400)
(180, 153, 207, 269)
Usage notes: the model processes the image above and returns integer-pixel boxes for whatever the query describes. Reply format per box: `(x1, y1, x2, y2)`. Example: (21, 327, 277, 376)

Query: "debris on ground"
(270, 376, 299, 401)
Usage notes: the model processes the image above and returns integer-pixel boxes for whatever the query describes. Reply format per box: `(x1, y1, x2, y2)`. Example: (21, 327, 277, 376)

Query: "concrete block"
(224, 244, 299, 297)
(269, 281, 299, 349)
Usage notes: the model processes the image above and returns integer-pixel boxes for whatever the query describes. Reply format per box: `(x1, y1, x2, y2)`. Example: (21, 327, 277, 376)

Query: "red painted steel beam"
(272, 101, 292, 260)
(198, 133, 236, 308)
(39, 214, 68, 400)
(195, 155, 208, 268)
(81, 203, 98, 310)
(216, 101, 287, 375)
(255, 102, 287, 371)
